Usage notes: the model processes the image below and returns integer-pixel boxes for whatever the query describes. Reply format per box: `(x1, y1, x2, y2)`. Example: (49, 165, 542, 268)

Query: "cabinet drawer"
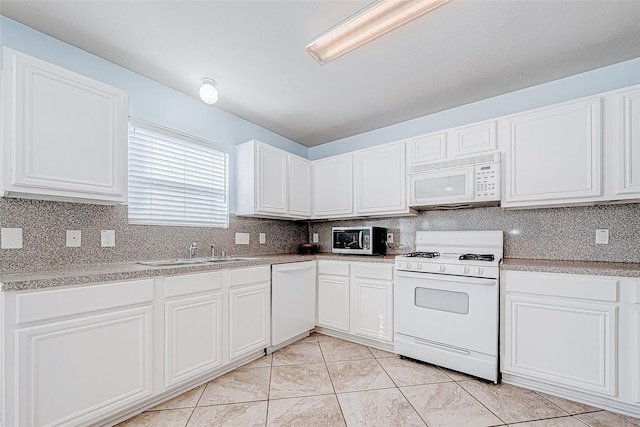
(229, 265, 270, 287)
(504, 271, 617, 302)
(318, 260, 350, 276)
(15, 279, 154, 325)
(352, 263, 393, 280)
(165, 271, 223, 297)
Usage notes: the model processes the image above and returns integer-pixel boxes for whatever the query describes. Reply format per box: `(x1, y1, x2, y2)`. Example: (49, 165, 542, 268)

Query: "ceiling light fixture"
(306, 0, 451, 65)
(199, 78, 219, 105)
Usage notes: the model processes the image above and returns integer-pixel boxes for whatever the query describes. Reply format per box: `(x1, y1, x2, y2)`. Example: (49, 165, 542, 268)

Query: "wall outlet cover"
(66, 230, 82, 247)
(259, 232, 266, 244)
(101, 230, 116, 247)
(235, 232, 250, 245)
(595, 229, 609, 245)
(1, 227, 23, 249)
(387, 232, 394, 244)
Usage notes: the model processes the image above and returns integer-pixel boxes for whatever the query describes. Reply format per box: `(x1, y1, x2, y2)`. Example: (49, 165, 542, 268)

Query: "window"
(128, 119, 229, 228)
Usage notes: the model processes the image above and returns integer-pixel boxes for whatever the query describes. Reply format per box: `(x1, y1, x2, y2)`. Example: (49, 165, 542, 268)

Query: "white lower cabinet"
(163, 271, 223, 388)
(228, 266, 271, 360)
(317, 260, 393, 346)
(502, 270, 640, 417)
(4, 279, 154, 427)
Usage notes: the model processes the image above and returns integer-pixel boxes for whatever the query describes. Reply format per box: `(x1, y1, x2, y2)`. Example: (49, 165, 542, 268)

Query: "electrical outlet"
(66, 230, 82, 247)
(387, 232, 394, 244)
(259, 232, 266, 244)
(1, 227, 23, 249)
(101, 230, 115, 247)
(235, 232, 250, 245)
(595, 229, 609, 245)
(312, 233, 319, 243)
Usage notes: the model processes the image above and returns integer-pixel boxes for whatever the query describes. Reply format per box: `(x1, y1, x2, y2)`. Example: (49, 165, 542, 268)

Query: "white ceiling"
(2, 1, 640, 147)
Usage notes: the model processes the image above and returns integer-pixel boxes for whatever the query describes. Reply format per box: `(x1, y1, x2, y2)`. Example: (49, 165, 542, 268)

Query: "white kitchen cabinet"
(612, 85, 640, 199)
(351, 263, 394, 343)
(407, 131, 448, 164)
(501, 97, 603, 208)
(1, 48, 128, 204)
(502, 271, 622, 401)
(236, 139, 311, 219)
(163, 271, 223, 388)
(317, 260, 394, 346)
(228, 266, 271, 360)
(3, 279, 154, 427)
(312, 154, 354, 218)
(271, 261, 317, 347)
(355, 142, 415, 217)
(450, 120, 497, 157)
(317, 261, 351, 332)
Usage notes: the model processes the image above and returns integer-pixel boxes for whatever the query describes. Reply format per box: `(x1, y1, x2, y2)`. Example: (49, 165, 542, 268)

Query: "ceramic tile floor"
(117, 334, 640, 427)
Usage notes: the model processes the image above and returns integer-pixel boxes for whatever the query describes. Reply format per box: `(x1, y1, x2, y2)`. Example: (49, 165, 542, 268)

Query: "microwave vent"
(411, 152, 500, 174)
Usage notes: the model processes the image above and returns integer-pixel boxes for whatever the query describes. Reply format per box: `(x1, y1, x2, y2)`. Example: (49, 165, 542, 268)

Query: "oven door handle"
(395, 271, 496, 286)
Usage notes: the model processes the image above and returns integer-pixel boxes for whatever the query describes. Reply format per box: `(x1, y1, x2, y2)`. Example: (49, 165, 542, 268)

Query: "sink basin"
(138, 257, 259, 266)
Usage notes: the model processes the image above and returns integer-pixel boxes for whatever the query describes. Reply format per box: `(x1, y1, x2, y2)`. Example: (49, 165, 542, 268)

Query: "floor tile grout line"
(456, 379, 510, 425)
(395, 383, 430, 426)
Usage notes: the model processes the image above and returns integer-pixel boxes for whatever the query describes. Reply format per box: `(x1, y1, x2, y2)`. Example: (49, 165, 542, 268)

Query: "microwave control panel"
(474, 163, 500, 201)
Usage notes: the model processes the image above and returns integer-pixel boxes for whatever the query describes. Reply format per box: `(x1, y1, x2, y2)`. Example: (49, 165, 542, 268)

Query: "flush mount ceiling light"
(306, 0, 451, 65)
(199, 78, 219, 105)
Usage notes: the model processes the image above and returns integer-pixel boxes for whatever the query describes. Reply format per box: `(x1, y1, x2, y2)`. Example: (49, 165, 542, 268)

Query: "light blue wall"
(0, 17, 310, 211)
(309, 57, 640, 160)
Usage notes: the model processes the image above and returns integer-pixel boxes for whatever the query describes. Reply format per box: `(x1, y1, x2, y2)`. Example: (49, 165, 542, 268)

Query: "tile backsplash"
(2, 198, 639, 273)
(310, 203, 640, 263)
(0, 198, 307, 272)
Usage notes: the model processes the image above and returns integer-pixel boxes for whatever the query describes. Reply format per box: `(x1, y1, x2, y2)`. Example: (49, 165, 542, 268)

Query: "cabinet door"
(317, 275, 350, 332)
(614, 86, 640, 197)
(229, 283, 270, 360)
(351, 277, 393, 342)
(15, 307, 153, 426)
(2, 48, 127, 204)
(165, 292, 223, 388)
(256, 142, 288, 215)
(356, 142, 407, 215)
(288, 155, 312, 218)
(502, 97, 603, 207)
(504, 294, 617, 396)
(407, 132, 447, 164)
(451, 120, 497, 157)
(312, 154, 353, 218)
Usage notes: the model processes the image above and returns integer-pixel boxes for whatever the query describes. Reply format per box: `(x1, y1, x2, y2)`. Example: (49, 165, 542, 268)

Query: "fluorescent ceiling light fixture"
(199, 78, 219, 104)
(306, 0, 451, 65)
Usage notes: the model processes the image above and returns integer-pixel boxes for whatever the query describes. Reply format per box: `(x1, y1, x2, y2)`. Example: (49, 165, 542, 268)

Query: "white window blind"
(128, 119, 229, 228)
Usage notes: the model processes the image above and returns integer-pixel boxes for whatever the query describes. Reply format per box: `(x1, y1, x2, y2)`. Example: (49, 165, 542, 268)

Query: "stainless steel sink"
(138, 257, 259, 266)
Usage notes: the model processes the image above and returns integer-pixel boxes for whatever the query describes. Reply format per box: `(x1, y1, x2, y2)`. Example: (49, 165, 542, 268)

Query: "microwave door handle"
(359, 231, 364, 249)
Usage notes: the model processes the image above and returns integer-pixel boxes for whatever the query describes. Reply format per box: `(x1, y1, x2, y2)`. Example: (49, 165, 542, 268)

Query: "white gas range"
(394, 230, 503, 383)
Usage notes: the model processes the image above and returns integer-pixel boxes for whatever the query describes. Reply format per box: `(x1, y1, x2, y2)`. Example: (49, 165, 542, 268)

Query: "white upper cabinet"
(612, 85, 640, 198)
(312, 153, 354, 218)
(407, 131, 447, 164)
(501, 97, 604, 208)
(451, 120, 497, 157)
(235, 139, 311, 219)
(355, 142, 415, 216)
(1, 48, 128, 204)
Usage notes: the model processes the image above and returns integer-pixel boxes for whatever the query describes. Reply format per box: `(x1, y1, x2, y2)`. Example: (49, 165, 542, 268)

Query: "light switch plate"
(259, 233, 266, 244)
(66, 230, 82, 247)
(235, 232, 250, 245)
(1, 228, 23, 249)
(595, 229, 609, 245)
(101, 230, 115, 247)
(312, 233, 319, 243)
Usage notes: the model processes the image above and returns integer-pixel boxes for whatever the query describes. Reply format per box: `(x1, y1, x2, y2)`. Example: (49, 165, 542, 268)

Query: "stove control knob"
(460, 266, 469, 274)
(438, 265, 446, 272)
(406, 263, 413, 270)
(475, 267, 484, 276)
(416, 264, 423, 271)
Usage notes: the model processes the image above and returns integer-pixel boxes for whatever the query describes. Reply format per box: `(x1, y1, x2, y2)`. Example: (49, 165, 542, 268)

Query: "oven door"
(409, 166, 474, 207)
(394, 270, 498, 356)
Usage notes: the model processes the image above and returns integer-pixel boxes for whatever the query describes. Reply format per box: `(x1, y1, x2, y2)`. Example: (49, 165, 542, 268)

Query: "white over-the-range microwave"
(408, 153, 501, 209)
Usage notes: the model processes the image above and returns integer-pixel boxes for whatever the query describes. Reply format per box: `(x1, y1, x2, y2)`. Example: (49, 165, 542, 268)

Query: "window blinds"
(128, 120, 229, 228)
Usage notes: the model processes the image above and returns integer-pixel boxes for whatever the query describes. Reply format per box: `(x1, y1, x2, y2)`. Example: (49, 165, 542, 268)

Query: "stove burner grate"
(459, 253, 495, 261)
(404, 251, 440, 258)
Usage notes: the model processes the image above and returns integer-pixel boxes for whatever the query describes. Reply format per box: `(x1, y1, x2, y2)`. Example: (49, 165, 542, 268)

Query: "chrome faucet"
(189, 242, 197, 258)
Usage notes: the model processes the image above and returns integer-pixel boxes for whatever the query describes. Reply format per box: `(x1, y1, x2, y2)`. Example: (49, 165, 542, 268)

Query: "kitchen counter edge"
(501, 258, 640, 278)
(0, 253, 397, 291)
